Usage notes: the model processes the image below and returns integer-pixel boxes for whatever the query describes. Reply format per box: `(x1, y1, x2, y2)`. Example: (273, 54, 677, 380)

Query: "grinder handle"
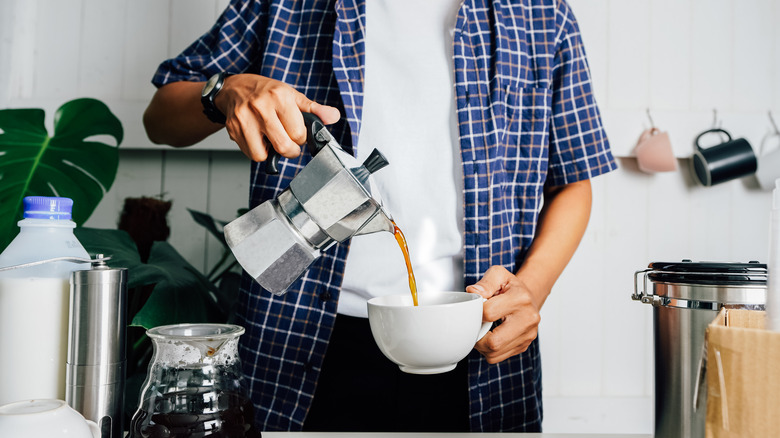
(265, 112, 328, 175)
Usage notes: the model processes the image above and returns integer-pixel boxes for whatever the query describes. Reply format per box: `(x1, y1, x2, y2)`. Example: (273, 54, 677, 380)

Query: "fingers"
(297, 94, 342, 125)
(480, 279, 536, 323)
(469, 267, 543, 363)
(466, 266, 514, 299)
(225, 105, 266, 161)
(277, 102, 308, 146)
(475, 311, 541, 363)
(263, 110, 302, 159)
(218, 74, 340, 162)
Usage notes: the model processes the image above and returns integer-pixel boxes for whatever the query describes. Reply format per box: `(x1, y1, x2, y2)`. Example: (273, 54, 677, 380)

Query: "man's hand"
(216, 74, 341, 162)
(464, 179, 592, 364)
(466, 266, 542, 364)
(143, 74, 340, 161)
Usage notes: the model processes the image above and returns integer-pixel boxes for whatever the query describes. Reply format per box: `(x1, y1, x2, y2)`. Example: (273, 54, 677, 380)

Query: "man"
(143, 0, 616, 432)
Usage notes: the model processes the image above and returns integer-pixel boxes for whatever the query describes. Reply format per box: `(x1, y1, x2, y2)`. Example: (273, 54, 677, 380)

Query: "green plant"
(187, 207, 245, 318)
(0, 98, 123, 249)
(0, 99, 239, 326)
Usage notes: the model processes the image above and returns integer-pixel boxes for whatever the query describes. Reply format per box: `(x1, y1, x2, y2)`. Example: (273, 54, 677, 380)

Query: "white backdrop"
(2, 0, 779, 433)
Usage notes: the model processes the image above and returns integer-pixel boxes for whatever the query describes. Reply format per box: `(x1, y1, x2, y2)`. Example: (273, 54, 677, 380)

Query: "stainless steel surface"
(279, 189, 331, 248)
(225, 196, 321, 294)
(67, 256, 127, 438)
(633, 268, 766, 308)
(224, 116, 393, 295)
(632, 262, 767, 438)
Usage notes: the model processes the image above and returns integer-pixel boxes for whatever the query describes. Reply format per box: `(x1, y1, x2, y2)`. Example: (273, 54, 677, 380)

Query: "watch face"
(202, 74, 221, 98)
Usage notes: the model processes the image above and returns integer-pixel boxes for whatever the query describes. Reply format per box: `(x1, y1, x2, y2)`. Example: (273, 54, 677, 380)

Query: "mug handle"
(86, 419, 101, 438)
(694, 128, 732, 152)
(477, 297, 492, 341)
(477, 321, 492, 341)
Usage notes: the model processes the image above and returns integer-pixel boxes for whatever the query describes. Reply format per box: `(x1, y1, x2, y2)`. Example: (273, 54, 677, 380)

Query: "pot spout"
(354, 208, 394, 236)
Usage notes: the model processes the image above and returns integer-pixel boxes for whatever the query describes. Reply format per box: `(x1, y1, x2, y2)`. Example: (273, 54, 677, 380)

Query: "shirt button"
(320, 291, 332, 301)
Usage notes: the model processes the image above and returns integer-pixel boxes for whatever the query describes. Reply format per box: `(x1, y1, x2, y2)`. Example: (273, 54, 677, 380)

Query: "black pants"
(303, 314, 470, 432)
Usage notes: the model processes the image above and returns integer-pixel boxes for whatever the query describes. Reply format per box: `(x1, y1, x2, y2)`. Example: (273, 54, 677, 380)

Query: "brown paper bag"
(706, 309, 780, 438)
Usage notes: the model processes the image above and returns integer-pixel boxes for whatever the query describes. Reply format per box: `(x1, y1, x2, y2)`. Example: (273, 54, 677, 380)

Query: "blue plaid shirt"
(153, 0, 616, 432)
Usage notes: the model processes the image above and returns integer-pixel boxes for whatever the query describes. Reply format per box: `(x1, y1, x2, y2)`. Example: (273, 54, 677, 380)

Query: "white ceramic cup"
(367, 291, 492, 375)
(0, 399, 100, 438)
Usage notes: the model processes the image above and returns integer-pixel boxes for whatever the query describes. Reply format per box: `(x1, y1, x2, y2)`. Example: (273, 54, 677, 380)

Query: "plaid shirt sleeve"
(151, 0, 268, 86)
(546, 2, 616, 186)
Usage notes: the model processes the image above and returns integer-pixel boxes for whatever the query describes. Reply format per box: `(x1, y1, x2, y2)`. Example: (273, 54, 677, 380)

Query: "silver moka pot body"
(224, 113, 394, 295)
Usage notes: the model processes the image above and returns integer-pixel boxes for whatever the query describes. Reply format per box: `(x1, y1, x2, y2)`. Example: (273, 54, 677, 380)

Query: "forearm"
(143, 81, 223, 147)
(515, 178, 592, 308)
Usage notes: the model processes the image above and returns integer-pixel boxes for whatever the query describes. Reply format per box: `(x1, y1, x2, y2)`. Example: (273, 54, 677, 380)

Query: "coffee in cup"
(367, 291, 492, 374)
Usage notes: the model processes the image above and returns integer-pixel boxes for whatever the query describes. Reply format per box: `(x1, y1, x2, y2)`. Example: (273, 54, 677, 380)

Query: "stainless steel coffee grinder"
(224, 113, 394, 295)
(67, 255, 127, 438)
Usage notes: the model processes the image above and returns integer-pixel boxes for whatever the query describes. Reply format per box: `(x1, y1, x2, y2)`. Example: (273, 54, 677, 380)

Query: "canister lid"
(646, 260, 767, 286)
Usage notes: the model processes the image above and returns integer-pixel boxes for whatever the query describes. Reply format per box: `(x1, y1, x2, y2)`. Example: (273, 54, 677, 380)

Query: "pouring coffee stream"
(393, 222, 418, 306)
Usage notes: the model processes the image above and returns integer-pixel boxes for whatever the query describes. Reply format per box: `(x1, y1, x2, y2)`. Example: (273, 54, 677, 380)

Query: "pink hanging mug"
(634, 128, 677, 173)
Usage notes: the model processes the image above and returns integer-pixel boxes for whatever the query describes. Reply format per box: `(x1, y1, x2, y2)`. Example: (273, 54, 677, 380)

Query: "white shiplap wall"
(2, 0, 779, 434)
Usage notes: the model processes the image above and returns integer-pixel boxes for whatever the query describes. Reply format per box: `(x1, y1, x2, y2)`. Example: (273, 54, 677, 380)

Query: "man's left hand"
(466, 266, 542, 363)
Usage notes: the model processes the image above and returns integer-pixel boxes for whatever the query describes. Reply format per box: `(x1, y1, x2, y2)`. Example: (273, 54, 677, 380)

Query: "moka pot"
(224, 113, 394, 295)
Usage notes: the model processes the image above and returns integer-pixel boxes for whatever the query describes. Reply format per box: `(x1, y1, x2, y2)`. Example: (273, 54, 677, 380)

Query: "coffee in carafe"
(129, 324, 260, 438)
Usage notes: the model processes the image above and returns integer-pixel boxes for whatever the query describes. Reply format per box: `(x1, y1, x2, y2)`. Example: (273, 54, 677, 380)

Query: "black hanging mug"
(691, 128, 757, 186)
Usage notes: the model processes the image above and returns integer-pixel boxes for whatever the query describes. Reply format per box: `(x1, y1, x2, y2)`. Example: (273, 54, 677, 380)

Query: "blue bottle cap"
(23, 196, 74, 220)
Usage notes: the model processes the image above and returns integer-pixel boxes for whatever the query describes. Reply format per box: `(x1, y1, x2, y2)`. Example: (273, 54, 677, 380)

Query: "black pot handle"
(694, 128, 732, 152)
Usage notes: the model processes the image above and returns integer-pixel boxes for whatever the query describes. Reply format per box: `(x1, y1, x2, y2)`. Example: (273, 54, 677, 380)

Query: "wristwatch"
(201, 72, 231, 124)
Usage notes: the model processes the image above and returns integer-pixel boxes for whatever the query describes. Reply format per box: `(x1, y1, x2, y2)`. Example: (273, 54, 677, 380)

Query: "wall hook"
(769, 110, 780, 136)
(646, 108, 655, 129)
(711, 108, 720, 129)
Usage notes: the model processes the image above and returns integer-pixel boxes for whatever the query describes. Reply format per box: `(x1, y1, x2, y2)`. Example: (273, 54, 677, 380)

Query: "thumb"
(296, 94, 341, 125)
(466, 266, 514, 299)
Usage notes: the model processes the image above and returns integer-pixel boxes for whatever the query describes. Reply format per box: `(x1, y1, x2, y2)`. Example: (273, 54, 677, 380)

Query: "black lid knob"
(363, 148, 389, 174)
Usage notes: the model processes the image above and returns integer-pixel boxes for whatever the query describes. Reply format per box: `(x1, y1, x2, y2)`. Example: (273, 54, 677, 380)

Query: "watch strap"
(201, 72, 231, 124)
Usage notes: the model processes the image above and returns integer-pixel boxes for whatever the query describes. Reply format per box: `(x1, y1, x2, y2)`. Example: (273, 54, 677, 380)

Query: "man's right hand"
(143, 74, 340, 163)
(215, 74, 341, 162)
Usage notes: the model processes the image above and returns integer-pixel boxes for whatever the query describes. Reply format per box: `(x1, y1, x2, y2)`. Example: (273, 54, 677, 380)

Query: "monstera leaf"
(0, 98, 123, 249)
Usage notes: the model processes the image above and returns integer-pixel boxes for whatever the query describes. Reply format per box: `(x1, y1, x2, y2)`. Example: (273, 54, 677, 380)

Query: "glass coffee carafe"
(129, 324, 261, 438)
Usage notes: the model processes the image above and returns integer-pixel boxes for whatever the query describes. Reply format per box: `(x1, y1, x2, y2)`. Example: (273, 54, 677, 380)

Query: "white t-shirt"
(338, 0, 465, 318)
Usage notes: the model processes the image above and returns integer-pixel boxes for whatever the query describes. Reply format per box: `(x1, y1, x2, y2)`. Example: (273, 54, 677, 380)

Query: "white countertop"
(263, 433, 652, 437)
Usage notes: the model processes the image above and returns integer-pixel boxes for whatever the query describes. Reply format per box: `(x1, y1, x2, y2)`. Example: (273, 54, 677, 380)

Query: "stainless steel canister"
(66, 255, 127, 438)
(632, 260, 766, 438)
